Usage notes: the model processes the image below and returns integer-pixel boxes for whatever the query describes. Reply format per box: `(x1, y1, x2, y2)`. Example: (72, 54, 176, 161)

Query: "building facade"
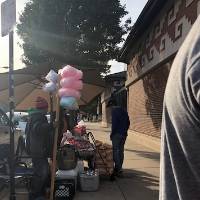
(119, 0, 200, 138)
(101, 72, 127, 126)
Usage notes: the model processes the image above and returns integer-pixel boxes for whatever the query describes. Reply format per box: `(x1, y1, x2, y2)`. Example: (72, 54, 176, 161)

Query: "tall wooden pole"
(50, 94, 60, 200)
(50, 92, 54, 126)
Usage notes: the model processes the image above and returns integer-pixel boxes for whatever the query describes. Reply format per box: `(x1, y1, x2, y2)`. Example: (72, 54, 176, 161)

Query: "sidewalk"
(75, 122, 160, 200)
(0, 122, 160, 200)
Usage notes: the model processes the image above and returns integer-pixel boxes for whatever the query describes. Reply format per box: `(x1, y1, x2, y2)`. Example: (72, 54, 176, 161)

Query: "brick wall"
(101, 100, 111, 126)
(126, 0, 200, 138)
(128, 63, 171, 138)
(127, 0, 200, 86)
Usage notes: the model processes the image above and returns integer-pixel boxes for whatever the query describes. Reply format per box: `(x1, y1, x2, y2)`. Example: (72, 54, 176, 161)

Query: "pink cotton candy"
(60, 78, 83, 90)
(58, 88, 81, 99)
(74, 70, 83, 80)
(61, 65, 78, 78)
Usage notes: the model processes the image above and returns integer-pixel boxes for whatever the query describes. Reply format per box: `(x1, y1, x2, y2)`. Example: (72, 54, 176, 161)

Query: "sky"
(0, 0, 148, 73)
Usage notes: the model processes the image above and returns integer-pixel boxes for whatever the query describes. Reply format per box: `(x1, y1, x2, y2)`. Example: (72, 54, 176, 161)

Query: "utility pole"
(9, 30, 16, 200)
(1, 0, 16, 199)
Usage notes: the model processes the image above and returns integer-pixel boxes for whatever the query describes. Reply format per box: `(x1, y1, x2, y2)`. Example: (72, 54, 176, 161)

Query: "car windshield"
(6, 112, 28, 123)
(18, 115, 28, 123)
(0, 112, 9, 126)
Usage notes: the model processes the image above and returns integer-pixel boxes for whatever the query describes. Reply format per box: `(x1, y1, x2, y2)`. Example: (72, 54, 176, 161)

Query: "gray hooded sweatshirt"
(160, 16, 200, 200)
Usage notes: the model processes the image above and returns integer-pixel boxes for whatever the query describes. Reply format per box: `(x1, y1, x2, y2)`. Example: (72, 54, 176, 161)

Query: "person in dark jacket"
(107, 99, 130, 177)
(27, 97, 52, 200)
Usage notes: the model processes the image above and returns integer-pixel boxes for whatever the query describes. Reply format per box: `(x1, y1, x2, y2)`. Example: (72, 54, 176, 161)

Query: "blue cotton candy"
(60, 96, 79, 110)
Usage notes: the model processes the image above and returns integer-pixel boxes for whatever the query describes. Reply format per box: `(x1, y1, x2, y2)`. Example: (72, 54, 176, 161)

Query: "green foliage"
(17, 0, 131, 72)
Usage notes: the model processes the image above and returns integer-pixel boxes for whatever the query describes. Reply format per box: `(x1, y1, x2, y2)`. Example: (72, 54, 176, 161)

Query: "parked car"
(0, 109, 9, 135)
(15, 113, 51, 134)
(0, 110, 29, 180)
(0, 109, 15, 146)
(14, 112, 28, 135)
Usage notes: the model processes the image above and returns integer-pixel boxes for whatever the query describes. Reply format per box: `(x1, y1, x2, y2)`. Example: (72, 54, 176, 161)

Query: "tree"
(17, 0, 131, 73)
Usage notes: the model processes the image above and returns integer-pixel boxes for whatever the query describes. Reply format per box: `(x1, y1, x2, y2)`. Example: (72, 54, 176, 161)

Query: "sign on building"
(1, 0, 16, 37)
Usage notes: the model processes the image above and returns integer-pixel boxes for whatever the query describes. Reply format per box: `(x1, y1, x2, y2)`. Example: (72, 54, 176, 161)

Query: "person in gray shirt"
(160, 16, 200, 200)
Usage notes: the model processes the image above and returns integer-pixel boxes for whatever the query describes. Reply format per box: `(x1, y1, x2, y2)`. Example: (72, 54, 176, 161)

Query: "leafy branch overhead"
(17, 0, 131, 73)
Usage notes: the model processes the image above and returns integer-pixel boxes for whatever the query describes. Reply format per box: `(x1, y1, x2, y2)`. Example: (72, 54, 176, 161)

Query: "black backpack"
(25, 118, 53, 157)
(57, 145, 77, 170)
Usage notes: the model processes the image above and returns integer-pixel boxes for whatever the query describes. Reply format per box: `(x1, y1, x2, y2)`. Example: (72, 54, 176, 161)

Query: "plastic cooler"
(79, 170, 99, 192)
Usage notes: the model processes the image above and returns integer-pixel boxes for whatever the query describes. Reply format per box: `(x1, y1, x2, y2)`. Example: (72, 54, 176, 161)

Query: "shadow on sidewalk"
(125, 149, 160, 161)
(116, 168, 159, 200)
(75, 169, 159, 200)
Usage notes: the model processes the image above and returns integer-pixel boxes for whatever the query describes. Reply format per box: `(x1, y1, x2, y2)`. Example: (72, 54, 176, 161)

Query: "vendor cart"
(87, 132, 114, 177)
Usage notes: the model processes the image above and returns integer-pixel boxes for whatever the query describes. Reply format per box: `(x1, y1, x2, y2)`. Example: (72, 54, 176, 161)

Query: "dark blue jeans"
(29, 158, 49, 200)
(111, 134, 127, 172)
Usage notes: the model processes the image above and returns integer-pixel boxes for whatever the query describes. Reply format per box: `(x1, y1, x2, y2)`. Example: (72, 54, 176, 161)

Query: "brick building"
(118, 0, 200, 139)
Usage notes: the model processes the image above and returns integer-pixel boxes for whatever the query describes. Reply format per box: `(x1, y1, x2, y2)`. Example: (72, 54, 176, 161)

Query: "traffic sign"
(1, 0, 16, 37)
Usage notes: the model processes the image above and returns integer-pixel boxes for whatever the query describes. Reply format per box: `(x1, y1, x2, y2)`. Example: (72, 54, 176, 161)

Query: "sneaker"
(110, 173, 116, 181)
(113, 169, 123, 178)
(116, 170, 124, 178)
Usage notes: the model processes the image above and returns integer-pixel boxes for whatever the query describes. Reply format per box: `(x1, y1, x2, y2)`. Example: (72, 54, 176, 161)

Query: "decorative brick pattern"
(126, 0, 200, 138)
(126, 55, 140, 86)
(126, 0, 199, 84)
(128, 64, 171, 138)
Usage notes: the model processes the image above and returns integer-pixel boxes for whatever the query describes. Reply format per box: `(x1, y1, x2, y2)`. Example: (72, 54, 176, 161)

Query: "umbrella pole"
(50, 95, 60, 200)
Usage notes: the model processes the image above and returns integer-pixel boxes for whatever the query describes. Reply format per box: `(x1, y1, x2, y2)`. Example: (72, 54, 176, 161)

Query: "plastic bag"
(43, 82, 57, 93)
(61, 130, 73, 146)
(45, 70, 58, 83)
(60, 78, 83, 90)
(77, 120, 85, 127)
